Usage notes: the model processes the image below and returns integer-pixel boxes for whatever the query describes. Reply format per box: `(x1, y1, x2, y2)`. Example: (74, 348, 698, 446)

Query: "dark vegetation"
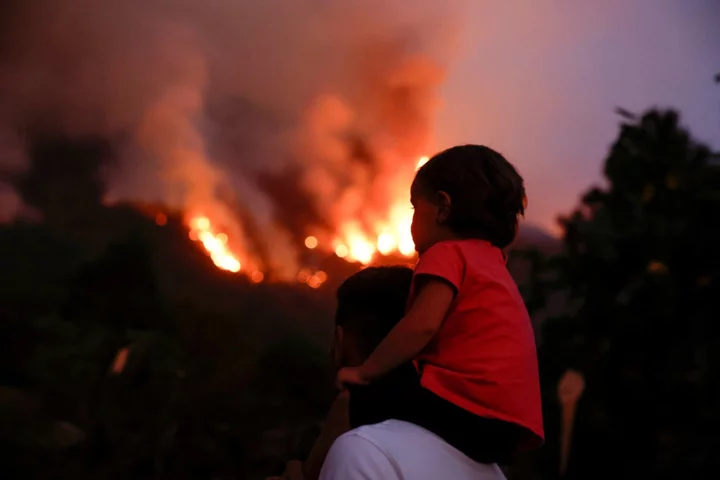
(514, 109, 720, 480)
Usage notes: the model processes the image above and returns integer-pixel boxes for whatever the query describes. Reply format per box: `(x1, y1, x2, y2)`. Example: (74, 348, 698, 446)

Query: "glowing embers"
(305, 236, 318, 249)
(297, 268, 328, 289)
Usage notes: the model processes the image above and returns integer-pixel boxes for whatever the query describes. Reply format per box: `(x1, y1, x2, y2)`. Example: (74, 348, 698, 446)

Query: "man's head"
(332, 266, 413, 369)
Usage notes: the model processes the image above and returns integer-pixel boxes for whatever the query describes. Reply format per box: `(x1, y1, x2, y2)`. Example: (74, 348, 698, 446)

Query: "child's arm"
(339, 277, 455, 385)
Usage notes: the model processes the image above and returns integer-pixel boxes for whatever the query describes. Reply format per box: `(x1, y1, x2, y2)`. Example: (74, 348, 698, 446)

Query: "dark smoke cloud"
(0, 0, 463, 276)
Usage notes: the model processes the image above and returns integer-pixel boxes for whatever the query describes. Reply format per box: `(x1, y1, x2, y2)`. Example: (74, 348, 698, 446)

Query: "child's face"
(410, 180, 446, 255)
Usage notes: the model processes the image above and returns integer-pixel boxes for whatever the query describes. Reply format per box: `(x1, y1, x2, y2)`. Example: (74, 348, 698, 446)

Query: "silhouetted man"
(280, 266, 506, 479)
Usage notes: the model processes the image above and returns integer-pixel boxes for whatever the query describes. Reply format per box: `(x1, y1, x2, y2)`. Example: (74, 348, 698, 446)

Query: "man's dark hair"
(414, 144, 527, 249)
(335, 266, 413, 357)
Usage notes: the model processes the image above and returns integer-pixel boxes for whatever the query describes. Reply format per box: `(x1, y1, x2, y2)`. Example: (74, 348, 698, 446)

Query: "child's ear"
(436, 191, 451, 224)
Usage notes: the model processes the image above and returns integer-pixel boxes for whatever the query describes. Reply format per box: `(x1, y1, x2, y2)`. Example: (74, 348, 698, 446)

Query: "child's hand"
(336, 366, 370, 389)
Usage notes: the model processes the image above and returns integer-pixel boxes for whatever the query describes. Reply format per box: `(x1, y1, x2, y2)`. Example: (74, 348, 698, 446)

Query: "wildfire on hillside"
(174, 155, 429, 287)
(0, 0, 452, 292)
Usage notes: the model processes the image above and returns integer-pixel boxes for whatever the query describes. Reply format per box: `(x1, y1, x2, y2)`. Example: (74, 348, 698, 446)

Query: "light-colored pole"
(557, 369, 585, 477)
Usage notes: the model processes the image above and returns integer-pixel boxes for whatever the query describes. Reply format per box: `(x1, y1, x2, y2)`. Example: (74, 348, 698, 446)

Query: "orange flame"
(188, 216, 242, 273)
(186, 155, 428, 279)
(324, 155, 428, 264)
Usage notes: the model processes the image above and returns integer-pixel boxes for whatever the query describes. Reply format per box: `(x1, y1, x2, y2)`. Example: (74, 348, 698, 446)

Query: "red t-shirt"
(410, 239, 544, 449)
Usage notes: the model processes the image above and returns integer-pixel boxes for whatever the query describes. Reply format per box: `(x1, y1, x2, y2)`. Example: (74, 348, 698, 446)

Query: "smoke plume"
(0, 0, 463, 277)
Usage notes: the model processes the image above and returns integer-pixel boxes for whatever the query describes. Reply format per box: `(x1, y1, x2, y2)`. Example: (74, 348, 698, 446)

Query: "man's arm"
(319, 433, 400, 480)
(359, 278, 455, 380)
(302, 391, 351, 480)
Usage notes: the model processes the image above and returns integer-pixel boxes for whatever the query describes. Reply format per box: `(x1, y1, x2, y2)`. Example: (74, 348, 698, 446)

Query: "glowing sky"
(434, 0, 720, 232)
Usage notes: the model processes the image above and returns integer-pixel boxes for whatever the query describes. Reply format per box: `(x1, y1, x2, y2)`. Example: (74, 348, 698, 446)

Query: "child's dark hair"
(414, 145, 527, 249)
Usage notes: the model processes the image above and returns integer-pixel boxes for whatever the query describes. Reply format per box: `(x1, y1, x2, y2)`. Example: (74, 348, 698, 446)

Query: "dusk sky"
(433, 0, 720, 232)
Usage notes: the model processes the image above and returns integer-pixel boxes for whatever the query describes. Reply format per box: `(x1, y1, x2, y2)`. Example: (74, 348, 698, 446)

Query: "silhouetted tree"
(529, 109, 720, 479)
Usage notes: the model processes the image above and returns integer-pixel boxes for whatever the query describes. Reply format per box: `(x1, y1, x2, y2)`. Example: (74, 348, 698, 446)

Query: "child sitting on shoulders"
(338, 144, 544, 463)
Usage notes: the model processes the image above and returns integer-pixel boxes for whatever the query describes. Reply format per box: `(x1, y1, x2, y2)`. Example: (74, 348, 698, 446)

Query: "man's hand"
(336, 366, 370, 389)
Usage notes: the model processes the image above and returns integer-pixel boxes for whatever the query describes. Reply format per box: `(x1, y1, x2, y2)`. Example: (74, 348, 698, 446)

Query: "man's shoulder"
(321, 421, 427, 477)
(329, 420, 429, 462)
(319, 425, 402, 479)
(325, 420, 507, 480)
(330, 420, 415, 455)
(342, 420, 455, 459)
(350, 419, 427, 440)
(327, 429, 387, 458)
